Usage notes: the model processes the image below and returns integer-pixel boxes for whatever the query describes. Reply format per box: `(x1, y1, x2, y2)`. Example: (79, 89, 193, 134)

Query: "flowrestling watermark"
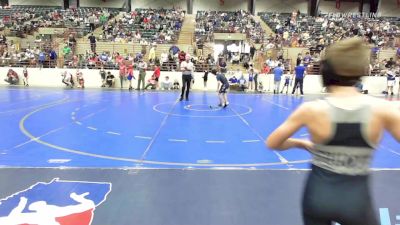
(326, 12, 381, 18)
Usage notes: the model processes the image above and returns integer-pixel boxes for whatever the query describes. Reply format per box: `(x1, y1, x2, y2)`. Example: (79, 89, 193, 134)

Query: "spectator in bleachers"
(62, 44, 71, 58)
(88, 14, 97, 32)
(68, 34, 77, 54)
(4, 68, 19, 85)
(148, 45, 156, 63)
(260, 12, 400, 49)
(88, 33, 96, 53)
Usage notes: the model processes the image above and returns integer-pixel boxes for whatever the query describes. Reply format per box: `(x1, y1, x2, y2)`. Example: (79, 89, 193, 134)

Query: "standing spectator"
(38, 50, 46, 69)
(127, 64, 134, 91)
(148, 45, 156, 63)
(203, 70, 208, 89)
(386, 70, 395, 96)
(137, 59, 147, 90)
(4, 69, 19, 85)
(76, 70, 84, 89)
(22, 66, 28, 86)
(153, 64, 160, 89)
(254, 69, 259, 91)
(280, 74, 291, 94)
(273, 63, 284, 94)
(248, 68, 255, 91)
(250, 44, 256, 60)
(296, 53, 302, 66)
(180, 55, 194, 101)
(49, 49, 57, 62)
(219, 58, 227, 73)
(88, 14, 96, 32)
(99, 66, 106, 87)
(119, 63, 126, 89)
(68, 34, 77, 54)
(292, 63, 307, 95)
(88, 33, 96, 53)
(100, 13, 107, 26)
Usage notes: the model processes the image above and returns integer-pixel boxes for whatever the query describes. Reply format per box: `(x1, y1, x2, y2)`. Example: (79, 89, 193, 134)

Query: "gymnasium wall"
(132, 0, 186, 10)
(193, 0, 247, 12)
(9, 0, 62, 6)
(318, 0, 359, 13)
(378, 0, 400, 17)
(80, 0, 125, 8)
(0, 67, 392, 95)
(255, 0, 308, 14)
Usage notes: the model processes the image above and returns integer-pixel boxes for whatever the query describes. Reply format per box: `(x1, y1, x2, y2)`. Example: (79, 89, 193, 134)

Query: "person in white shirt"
(161, 76, 173, 90)
(180, 55, 194, 101)
(137, 59, 147, 90)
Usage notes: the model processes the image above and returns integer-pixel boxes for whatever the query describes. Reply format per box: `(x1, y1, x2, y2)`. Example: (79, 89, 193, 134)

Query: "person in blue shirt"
(38, 50, 46, 69)
(229, 76, 238, 84)
(248, 68, 255, 91)
(212, 69, 230, 108)
(292, 63, 307, 95)
(273, 63, 284, 94)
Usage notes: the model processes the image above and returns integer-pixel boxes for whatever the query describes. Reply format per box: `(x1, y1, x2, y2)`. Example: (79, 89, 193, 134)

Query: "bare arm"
(382, 105, 400, 141)
(266, 103, 312, 151)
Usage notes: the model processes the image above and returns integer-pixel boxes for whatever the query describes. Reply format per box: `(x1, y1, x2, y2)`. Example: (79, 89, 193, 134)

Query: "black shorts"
(155, 77, 159, 82)
(302, 165, 378, 225)
(219, 84, 229, 93)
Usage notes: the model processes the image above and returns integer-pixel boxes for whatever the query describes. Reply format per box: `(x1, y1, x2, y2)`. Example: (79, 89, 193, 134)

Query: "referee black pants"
(181, 74, 192, 100)
(292, 78, 304, 95)
(302, 165, 378, 225)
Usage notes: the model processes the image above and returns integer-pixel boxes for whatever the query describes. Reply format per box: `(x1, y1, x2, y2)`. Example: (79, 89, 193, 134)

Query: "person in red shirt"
(115, 53, 123, 65)
(178, 51, 186, 63)
(262, 63, 270, 74)
(127, 63, 135, 91)
(153, 65, 161, 89)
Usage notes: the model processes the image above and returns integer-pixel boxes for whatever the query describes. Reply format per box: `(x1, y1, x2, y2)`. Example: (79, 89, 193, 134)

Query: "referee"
(266, 37, 400, 225)
(180, 55, 194, 101)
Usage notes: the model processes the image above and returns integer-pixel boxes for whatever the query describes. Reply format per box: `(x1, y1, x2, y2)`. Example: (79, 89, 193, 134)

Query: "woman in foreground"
(266, 38, 400, 225)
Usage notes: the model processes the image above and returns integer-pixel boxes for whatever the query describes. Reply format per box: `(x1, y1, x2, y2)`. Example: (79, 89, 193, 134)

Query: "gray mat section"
(0, 169, 399, 225)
